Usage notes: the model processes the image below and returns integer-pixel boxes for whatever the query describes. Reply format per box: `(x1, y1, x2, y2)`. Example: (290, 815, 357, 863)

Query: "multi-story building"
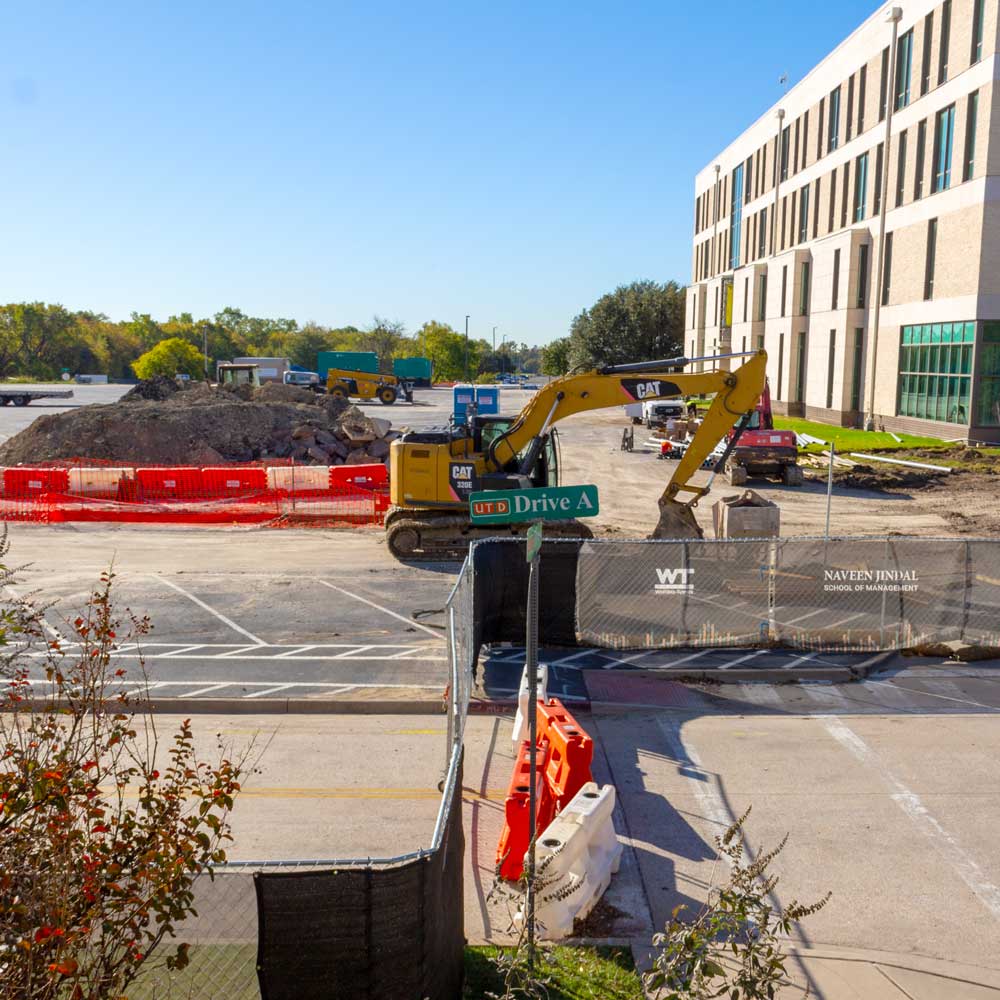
(688, 0, 1000, 441)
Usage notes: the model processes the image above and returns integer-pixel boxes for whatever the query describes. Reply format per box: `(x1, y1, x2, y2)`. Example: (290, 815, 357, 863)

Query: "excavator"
(385, 349, 768, 559)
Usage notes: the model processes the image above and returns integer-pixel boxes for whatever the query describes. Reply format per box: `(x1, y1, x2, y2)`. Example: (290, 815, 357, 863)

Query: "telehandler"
(326, 368, 414, 404)
(385, 350, 768, 559)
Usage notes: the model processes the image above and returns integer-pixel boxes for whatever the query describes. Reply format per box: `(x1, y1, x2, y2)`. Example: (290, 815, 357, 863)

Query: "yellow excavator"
(385, 350, 768, 559)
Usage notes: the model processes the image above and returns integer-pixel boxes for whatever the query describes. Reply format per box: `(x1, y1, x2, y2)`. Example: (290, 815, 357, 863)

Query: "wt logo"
(654, 568, 695, 594)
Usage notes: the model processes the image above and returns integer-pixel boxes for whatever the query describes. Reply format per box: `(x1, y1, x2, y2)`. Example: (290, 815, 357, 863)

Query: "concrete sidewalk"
(633, 942, 1000, 998)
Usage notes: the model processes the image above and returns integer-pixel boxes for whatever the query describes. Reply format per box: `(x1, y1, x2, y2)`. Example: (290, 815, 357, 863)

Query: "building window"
(828, 86, 841, 152)
(803, 111, 809, 169)
(795, 331, 807, 402)
(858, 65, 867, 133)
(857, 244, 869, 308)
(874, 143, 884, 214)
(832, 248, 841, 309)
(847, 73, 855, 141)
(879, 46, 889, 122)
(882, 231, 893, 306)
(793, 119, 800, 174)
(938, 0, 951, 85)
(827, 331, 837, 408)
(812, 181, 820, 239)
(799, 261, 811, 316)
(714, 287, 719, 325)
(895, 130, 908, 207)
(817, 98, 825, 160)
(745, 157, 753, 204)
(743, 276, 749, 323)
(977, 323, 1000, 425)
(798, 184, 810, 243)
(897, 322, 973, 423)
(914, 119, 927, 200)
(757, 274, 767, 321)
(921, 12, 934, 95)
(963, 91, 979, 181)
(895, 29, 913, 110)
(851, 329, 864, 411)
(758, 206, 768, 258)
(924, 218, 938, 300)
(780, 125, 790, 182)
(781, 197, 788, 250)
(829, 169, 837, 231)
(931, 104, 955, 193)
(853, 153, 869, 222)
(840, 163, 849, 228)
(972, 0, 985, 63)
(730, 163, 744, 270)
(777, 333, 785, 399)
(781, 264, 788, 317)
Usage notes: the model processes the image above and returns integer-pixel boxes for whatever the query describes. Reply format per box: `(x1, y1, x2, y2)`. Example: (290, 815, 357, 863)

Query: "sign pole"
(525, 520, 541, 970)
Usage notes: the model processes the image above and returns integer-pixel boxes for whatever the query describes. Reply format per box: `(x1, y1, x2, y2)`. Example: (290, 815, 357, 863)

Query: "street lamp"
(464, 315, 470, 381)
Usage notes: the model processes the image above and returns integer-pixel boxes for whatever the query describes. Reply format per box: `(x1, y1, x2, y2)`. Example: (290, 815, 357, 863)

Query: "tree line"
(0, 279, 686, 384)
(0, 304, 544, 382)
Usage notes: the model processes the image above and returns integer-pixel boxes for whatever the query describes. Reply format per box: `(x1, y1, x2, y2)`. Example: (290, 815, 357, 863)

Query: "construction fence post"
(525, 528, 541, 969)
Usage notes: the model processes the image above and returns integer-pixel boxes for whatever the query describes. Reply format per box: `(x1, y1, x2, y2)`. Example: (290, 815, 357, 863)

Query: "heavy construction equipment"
(385, 350, 768, 559)
(725, 378, 803, 486)
(216, 363, 261, 388)
(326, 368, 414, 405)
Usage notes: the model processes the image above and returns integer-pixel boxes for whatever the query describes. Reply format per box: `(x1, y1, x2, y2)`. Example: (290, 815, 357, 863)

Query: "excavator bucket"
(651, 499, 705, 540)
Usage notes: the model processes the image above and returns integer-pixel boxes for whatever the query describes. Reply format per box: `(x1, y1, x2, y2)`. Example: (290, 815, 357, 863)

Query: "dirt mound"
(833, 463, 950, 492)
(0, 385, 396, 467)
(121, 376, 181, 402)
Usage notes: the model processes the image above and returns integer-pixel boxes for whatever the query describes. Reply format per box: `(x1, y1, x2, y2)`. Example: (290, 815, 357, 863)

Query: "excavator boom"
(386, 350, 768, 557)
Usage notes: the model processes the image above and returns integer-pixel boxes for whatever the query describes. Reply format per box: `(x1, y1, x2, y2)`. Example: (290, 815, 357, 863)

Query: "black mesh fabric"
(255, 757, 465, 1000)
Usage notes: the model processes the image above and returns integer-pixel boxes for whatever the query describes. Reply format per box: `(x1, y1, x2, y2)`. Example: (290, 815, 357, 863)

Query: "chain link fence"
(573, 536, 1000, 652)
(134, 556, 476, 1000)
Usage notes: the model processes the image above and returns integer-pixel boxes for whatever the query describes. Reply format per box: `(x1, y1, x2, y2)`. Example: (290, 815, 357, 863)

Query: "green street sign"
(526, 522, 543, 563)
(469, 484, 599, 525)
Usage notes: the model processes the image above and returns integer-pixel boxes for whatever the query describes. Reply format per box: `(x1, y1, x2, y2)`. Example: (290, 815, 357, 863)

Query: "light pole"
(202, 325, 209, 379)
(464, 315, 470, 382)
(492, 326, 497, 368)
(866, 6, 904, 431)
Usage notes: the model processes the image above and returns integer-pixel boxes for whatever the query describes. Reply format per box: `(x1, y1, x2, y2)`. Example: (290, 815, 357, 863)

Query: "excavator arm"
(485, 349, 768, 538)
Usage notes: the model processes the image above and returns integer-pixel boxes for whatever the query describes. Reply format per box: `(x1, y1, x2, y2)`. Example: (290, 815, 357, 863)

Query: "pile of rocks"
(0, 378, 399, 468)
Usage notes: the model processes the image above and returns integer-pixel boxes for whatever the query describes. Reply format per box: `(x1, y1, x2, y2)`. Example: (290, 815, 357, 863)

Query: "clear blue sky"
(3, 1, 877, 346)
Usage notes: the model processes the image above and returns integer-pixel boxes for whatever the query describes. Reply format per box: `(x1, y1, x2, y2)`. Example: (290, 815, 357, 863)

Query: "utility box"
(453, 384, 476, 421)
(475, 385, 499, 415)
(712, 490, 780, 539)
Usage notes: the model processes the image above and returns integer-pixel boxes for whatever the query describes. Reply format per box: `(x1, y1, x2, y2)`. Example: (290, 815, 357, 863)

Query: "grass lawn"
(464, 945, 643, 1000)
(770, 416, 951, 454)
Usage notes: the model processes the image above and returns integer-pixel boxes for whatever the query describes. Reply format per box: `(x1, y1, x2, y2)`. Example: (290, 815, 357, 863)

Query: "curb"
(23, 697, 447, 716)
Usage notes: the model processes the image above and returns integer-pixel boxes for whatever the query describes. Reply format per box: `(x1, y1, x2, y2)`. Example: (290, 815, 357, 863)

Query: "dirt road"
(556, 407, 997, 538)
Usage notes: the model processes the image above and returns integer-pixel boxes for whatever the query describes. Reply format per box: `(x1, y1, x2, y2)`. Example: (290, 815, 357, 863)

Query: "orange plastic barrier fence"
(537, 698, 594, 810)
(495, 697, 595, 881)
(0, 460, 390, 528)
(496, 739, 556, 882)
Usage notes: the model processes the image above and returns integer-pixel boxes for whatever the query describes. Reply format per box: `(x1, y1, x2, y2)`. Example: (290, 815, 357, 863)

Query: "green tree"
(414, 321, 461, 380)
(541, 337, 572, 376)
(568, 280, 685, 369)
(132, 337, 207, 380)
(358, 316, 406, 371)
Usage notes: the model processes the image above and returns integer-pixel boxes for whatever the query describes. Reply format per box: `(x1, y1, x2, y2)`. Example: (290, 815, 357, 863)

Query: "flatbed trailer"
(0, 388, 74, 407)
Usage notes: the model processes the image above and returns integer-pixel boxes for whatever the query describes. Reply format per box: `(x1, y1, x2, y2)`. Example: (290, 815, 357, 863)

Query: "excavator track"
(384, 508, 593, 561)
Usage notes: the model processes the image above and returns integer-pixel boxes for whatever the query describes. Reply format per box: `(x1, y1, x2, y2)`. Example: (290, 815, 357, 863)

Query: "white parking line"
(651, 649, 712, 669)
(3, 585, 65, 642)
(800, 683, 850, 711)
(179, 682, 233, 698)
(158, 644, 207, 657)
(739, 683, 783, 707)
(153, 575, 264, 645)
(549, 650, 596, 667)
(827, 612, 866, 629)
(717, 649, 766, 669)
(860, 680, 918, 711)
(244, 684, 295, 699)
(274, 645, 316, 658)
(782, 609, 826, 626)
(820, 716, 1000, 921)
(216, 644, 268, 658)
(897, 679, 1000, 713)
(317, 580, 443, 639)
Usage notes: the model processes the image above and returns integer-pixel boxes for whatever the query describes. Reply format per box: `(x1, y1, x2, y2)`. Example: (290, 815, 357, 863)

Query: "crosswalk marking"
(739, 683, 783, 708)
(800, 683, 851, 711)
